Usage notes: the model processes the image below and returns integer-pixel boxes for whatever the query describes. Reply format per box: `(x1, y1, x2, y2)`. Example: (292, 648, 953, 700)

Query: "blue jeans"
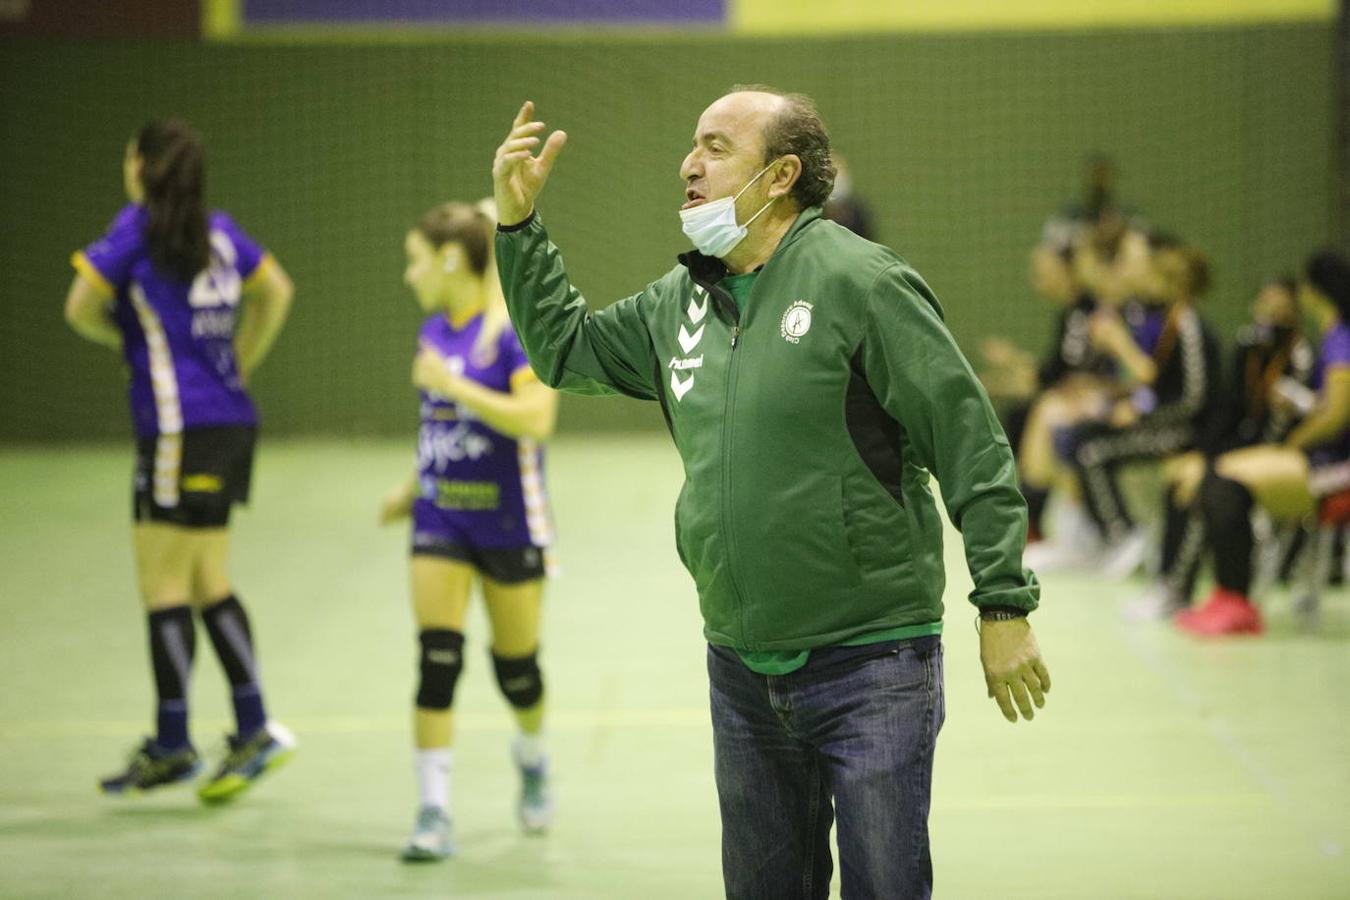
(707, 636, 945, 899)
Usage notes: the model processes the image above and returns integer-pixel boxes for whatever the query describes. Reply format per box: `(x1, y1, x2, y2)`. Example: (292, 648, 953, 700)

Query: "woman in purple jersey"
(379, 200, 559, 861)
(64, 119, 297, 800)
(1177, 250, 1350, 636)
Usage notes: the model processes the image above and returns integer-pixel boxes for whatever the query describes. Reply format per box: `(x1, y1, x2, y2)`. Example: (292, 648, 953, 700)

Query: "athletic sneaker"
(401, 805, 454, 862)
(197, 721, 296, 805)
(1291, 589, 1321, 630)
(99, 738, 201, 795)
(516, 751, 553, 834)
(1175, 588, 1264, 636)
(1023, 536, 1097, 573)
(1122, 583, 1187, 623)
(1102, 528, 1151, 580)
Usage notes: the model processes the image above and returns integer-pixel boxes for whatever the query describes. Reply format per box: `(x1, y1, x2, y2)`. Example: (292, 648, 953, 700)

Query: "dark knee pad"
(416, 630, 465, 711)
(492, 650, 544, 709)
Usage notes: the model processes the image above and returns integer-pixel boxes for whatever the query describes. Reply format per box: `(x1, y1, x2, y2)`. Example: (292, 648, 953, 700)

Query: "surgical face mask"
(679, 162, 778, 258)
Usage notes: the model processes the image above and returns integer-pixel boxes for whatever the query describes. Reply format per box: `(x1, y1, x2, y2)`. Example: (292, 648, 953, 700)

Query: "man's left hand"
(979, 617, 1050, 723)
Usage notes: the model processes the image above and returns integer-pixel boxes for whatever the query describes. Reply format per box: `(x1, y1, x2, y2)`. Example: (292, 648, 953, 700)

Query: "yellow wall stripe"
(733, 0, 1335, 34)
(203, 0, 243, 39)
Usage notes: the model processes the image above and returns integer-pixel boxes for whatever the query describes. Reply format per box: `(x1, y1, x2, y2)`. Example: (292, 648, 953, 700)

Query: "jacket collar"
(677, 205, 824, 289)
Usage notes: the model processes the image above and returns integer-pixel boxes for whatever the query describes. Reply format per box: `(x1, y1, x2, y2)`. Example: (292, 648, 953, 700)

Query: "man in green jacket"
(492, 87, 1050, 899)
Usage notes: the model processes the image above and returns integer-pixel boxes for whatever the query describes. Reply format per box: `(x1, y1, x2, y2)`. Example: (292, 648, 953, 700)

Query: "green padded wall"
(0, 24, 1334, 440)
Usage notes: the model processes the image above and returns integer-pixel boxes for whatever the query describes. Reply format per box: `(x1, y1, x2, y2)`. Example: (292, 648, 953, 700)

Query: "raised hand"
(492, 101, 568, 227)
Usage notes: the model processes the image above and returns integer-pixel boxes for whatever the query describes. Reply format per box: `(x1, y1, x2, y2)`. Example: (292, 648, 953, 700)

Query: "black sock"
(148, 605, 195, 750)
(1200, 473, 1255, 596)
(1159, 485, 1206, 602)
(200, 595, 268, 738)
(1159, 486, 1187, 574)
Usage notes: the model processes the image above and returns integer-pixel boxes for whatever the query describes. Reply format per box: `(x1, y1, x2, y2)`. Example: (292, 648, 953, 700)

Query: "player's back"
(75, 204, 270, 436)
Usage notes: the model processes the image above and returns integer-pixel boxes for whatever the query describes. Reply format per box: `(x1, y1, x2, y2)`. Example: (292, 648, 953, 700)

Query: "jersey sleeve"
(214, 213, 271, 286)
(1323, 327, 1350, 374)
(71, 205, 143, 294)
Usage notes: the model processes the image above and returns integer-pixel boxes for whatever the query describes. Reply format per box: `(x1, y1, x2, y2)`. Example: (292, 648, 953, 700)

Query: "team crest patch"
(780, 300, 814, 344)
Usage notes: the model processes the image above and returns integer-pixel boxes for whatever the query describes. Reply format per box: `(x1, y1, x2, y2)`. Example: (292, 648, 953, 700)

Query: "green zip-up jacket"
(497, 206, 1038, 651)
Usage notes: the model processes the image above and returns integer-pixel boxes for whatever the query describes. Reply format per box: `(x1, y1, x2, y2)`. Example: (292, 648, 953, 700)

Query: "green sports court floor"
(1, 435, 1347, 898)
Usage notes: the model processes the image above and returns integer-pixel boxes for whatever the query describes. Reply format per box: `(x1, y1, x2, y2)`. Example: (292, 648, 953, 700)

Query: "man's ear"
(768, 155, 803, 200)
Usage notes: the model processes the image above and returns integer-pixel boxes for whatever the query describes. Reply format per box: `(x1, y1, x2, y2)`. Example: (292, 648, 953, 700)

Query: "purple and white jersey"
(414, 313, 552, 549)
(1310, 322, 1350, 461)
(73, 204, 267, 437)
(1312, 322, 1350, 391)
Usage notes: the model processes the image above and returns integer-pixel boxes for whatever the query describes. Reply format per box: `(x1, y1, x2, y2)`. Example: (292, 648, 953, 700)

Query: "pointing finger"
(512, 100, 534, 129)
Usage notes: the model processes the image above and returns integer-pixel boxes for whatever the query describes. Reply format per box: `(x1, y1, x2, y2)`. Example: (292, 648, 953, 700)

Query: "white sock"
(415, 748, 452, 811)
(514, 732, 546, 769)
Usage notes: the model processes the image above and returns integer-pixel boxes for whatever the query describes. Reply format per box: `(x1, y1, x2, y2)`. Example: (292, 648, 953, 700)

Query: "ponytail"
(136, 119, 209, 282)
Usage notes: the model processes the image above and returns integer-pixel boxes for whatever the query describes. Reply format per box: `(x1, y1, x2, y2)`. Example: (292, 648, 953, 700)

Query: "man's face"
(679, 92, 780, 215)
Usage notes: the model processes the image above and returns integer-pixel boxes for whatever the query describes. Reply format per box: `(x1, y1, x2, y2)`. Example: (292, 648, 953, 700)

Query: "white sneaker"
(1122, 583, 1186, 622)
(1102, 529, 1151, 580)
(515, 747, 553, 835)
(1025, 538, 1098, 573)
(401, 805, 453, 862)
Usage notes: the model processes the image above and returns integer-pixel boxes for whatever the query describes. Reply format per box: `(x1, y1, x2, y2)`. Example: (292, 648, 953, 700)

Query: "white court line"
(1117, 624, 1345, 858)
(0, 707, 712, 740)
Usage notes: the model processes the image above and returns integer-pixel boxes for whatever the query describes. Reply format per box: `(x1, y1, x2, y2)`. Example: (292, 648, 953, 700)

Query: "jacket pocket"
(841, 470, 911, 581)
(752, 474, 863, 598)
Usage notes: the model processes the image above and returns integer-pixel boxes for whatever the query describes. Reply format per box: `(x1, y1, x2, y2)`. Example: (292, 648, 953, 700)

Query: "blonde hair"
(413, 198, 510, 360)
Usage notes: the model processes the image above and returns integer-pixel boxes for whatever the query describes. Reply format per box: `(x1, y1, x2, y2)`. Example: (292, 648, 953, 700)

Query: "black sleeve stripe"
(496, 212, 538, 233)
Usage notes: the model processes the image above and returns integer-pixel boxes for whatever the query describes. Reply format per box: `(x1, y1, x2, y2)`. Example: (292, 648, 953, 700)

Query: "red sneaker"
(1175, 588, 1264, 636)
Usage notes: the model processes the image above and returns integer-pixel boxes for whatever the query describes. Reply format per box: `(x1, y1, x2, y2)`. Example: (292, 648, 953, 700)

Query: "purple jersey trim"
(1309, 322, 1350, 461)
(1314, 322, 1350, 390)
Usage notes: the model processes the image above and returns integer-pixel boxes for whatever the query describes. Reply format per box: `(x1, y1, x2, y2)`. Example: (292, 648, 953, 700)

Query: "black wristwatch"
(978, 607, 1027, 622)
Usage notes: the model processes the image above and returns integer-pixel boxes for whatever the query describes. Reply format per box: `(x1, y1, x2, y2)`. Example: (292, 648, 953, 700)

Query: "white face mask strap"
(743, 195, 778, 229)
(732, 161, 776, 204)
(733, 160, 780, 229)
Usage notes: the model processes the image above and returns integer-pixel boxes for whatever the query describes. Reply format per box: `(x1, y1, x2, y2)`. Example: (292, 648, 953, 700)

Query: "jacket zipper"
(708, 283, 750, 641)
